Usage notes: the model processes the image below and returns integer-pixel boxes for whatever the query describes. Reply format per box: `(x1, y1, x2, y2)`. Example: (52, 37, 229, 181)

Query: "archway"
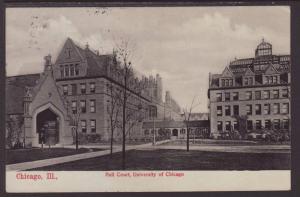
(36, 108, 59, 145)
(172, 129, 178, 137)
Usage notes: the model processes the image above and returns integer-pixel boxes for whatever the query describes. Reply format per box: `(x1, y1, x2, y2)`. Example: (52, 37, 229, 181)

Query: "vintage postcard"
(5, 5, 291, 192)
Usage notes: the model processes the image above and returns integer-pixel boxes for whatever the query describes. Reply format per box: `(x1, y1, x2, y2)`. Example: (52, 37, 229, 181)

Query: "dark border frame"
(0, 1, 299, 197)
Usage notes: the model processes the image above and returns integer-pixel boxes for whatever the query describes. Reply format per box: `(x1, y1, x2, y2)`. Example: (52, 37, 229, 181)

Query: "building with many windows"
(208, 39, 290, 139)
(6, 38, 181, 147)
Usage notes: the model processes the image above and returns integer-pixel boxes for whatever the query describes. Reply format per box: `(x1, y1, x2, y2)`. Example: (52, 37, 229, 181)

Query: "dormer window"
(65, 65, 69, 77)
(75, 64, 79, 76)
(70, 64, 75, 76)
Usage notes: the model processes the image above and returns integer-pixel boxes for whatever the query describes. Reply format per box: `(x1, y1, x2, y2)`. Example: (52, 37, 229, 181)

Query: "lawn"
(6, 147, 103, 164)
(30, 149, 290, 171)
(160, 139, 291, 146)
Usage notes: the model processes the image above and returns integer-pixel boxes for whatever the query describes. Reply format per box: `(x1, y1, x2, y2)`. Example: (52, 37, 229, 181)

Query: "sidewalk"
(6, 139, 171, 171)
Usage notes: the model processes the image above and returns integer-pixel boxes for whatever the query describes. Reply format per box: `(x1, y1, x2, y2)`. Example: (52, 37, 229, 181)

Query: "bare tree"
(113, 38, 149, 169)
(183, 95, 201, 152)
(106, 81, 122, 156)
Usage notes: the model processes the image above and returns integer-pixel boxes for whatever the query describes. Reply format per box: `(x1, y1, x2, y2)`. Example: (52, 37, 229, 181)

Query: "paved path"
(6, 140, 170, 171)
(140, 144, 291, 153)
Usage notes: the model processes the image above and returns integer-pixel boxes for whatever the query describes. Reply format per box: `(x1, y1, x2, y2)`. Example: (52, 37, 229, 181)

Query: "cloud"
(6, 7, 290, 112)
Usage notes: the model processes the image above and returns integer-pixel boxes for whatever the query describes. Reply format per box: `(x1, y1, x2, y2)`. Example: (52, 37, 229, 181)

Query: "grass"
(6, 147, 103, 164)
(161, 139, 291, 146)
(30, 149, 290, 171)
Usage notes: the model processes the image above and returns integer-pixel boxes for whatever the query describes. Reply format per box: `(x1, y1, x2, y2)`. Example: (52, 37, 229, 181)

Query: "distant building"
(208, 39, 290, 138)
(142, 119, 210, 140)
(6, 38, 181, 147)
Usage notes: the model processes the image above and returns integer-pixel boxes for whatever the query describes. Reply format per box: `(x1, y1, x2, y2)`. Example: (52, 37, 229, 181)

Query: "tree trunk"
(122, 71, 127, 170)
(187, 127, 190, 152)
(75, 128, 78, 150)
(110, 125, 114, 157)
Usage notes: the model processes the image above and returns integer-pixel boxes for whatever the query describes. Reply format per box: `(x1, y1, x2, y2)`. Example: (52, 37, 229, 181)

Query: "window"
(225, 121, 231, 131)
(247, 120, 253, 130)
(282, 103, 289, 114)
(256, 120, 262, 130)
(217, 121, 223, 131)
(273, 90, 279, 99)
(233, 92, 239, 101)
(90, 100, 96, 113)
(229, 79, 233, 86)
(62, 85, 68, 95)
(80, 83, 86, 94)
(65, 65, 69, 77)
(225, 79, 229, 86)
(60, 65, 64, 78)
(80, 100, 86, 113)
(249, 77, 253, 85)
(72, 101, 77, 114)
(265, 76, 269, 84)
(255, 104, 261, 115)
(282, 119, 289, 130)
(75, 64, 79, 76)
(246, 105, 252, 115)
(225, 105, 231, 116)
(244, 77, 249, 85)
(90, 82, 96, 93)
(263, 90, 270, 99)
(70, 64, 75, 76)
(233, 105, 239, 116)
(282, 89, 288, 98)
(180, 129, 186, 134)
(246, 91, 252, 100)
(144, 130, 149, 135)
(217, 106, 222, 116)
(255, 91, 261, 100)
(81, 120, 86, 133)
(268, 76, 272, 84)
(264, 104, 270, 115)
(71, 84, 77, 95)
(221, 79, 225, 87)
(265, 120, 271, 129)
(90, 120, 96, 133)
(225, 92, 230, 101)
(273, 76, 278, 84)
(273, 119, 280, 130)
(233, 121, 239, 130)
(273, 103, 280, 114)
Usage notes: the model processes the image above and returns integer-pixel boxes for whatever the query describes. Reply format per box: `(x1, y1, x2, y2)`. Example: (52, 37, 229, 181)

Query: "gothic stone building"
(6, 38, 181, 147)
(208, 39, 290, 139)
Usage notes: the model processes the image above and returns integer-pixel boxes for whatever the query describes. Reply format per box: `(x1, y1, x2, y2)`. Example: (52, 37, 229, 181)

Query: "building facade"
(208, 39, 290, 139)
(6, 38, 181, 147)
(142, 119, 210, 141)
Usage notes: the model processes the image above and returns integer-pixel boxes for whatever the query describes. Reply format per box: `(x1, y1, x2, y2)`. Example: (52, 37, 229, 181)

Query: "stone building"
(208, 39, 290, 138)
(6, 38, 181, 147)
(142, 120, 210, 140)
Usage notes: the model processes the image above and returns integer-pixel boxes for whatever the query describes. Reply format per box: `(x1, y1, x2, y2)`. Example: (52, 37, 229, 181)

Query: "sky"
(6, 6, 290, 112)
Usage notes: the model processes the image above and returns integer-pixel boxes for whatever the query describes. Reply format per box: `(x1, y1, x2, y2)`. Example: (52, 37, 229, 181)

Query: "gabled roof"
(264, 64, 279, 75)
(56, 38, 116, 77)
(221, 67, 233, 77)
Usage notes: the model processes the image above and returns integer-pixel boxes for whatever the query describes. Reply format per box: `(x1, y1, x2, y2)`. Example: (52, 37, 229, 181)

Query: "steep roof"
(58, 38, 116, 77)
(6, 73, 41, 114)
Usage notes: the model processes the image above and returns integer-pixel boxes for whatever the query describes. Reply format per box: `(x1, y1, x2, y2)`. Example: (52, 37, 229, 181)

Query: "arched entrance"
(172, 129, 178, 137)
(36, 108, 59, 145)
